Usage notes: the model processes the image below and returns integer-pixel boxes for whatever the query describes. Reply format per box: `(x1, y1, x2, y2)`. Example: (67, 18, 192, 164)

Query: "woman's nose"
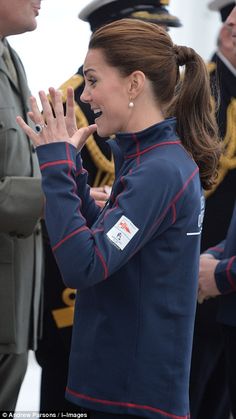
(80, 86, 91, 104)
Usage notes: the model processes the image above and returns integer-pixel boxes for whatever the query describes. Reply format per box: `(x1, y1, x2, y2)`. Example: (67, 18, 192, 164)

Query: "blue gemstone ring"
(35, 123, 46, 133)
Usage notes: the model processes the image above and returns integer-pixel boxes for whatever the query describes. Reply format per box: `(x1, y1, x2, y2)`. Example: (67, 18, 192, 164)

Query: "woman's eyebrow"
(83, 68, 96, 76)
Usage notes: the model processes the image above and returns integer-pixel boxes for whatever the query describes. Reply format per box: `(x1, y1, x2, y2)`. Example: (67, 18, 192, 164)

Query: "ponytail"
(167, 45, 221, 190)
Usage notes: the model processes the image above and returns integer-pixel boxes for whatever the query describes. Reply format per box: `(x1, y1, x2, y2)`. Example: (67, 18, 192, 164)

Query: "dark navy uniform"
(202, 201, 236, 417)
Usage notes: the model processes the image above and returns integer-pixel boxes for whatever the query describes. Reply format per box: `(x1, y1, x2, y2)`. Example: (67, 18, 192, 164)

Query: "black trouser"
(222, 324, 236, 418)
(189, 331, 230, 419)
(38, 359, 81, 412)
(0, 352, 28, 411)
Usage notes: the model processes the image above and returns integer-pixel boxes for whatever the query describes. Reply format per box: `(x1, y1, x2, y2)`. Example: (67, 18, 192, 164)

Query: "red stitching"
(151, 166, 199, 232)
(172, 167, 199, 205)
(92, 228, 104, 235)
(66, 143, 78, 195)
(66, 387, 190, 419)
(172, 203, 177, 224)
(208, 246, 224, 253)
(95, 246, 109, 279)
(125, 141, 181, 159)
(226, 256, 236, 291)
(128, 166, 199, 259)
(66, 143, 72, 178)
(52, 226, 88, 251)
(40, 160, 75, 171)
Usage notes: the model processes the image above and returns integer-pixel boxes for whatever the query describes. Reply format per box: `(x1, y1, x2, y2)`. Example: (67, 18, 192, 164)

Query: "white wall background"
(8, 0, 222, 98)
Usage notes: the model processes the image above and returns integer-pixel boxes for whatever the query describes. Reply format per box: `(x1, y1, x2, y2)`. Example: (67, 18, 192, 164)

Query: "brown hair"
(88, 18, 220, 190)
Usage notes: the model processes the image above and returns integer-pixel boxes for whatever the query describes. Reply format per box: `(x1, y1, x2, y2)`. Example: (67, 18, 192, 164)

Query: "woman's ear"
(128, 71, 146, 99)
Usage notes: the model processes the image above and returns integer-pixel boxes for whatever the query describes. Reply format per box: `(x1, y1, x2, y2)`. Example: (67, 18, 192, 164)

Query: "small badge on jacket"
(106, 215, 139, 250)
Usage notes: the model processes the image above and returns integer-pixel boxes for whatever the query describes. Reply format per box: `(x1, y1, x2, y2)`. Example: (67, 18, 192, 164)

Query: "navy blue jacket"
(206, 202, 236, 327)
(37, 118, 203, 419)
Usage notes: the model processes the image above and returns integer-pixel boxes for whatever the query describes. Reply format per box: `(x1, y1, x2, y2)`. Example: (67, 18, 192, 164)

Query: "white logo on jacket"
(187, 195, 205, 236)
(106, 215, 139, 250)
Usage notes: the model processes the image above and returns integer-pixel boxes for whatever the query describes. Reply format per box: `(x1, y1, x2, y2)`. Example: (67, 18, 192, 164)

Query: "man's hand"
(90, 186, 111, 208)
(198, 254, 221, 304)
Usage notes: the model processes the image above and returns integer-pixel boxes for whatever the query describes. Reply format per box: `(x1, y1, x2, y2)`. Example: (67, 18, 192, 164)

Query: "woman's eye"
(89, 79, 97, 86)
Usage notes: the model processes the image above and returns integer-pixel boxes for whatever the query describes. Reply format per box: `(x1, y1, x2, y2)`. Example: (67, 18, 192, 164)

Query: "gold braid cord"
(206, 98, 236, 197)
(206, 62, 216, 74)
(131, 11, 177, 24)
(58, 74, 115, 188)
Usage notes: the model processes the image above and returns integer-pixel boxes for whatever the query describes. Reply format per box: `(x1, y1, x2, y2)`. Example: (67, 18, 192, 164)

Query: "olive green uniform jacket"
(0, 40, 44, 354)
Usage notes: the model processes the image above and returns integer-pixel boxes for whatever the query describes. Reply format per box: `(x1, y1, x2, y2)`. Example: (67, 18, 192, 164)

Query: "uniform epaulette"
(206, 61, 217, 75)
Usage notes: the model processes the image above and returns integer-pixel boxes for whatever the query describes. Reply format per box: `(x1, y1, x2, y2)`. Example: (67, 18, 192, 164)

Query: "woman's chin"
(96, 127, 112, 138)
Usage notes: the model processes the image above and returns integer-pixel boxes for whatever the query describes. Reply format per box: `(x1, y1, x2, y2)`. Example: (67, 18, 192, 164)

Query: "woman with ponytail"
(17, 18, 220, 419)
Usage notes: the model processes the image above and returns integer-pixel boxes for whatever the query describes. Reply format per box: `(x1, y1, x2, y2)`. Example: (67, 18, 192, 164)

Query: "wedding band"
(35, 123, 46, 133)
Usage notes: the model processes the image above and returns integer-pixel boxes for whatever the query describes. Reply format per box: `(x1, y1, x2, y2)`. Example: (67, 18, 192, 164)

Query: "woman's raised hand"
(16, 87, 97, 151)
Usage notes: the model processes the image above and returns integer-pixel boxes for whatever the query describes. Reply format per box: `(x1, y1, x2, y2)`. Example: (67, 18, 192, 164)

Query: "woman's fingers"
(27, 111, 37, 124)
(39, 90, 54, 126)
(17, 88, 95, 149)
(65, 87, 78, 137)
(45, 88, 68, 136)
(71, 124, 97, 150)
(50, 89, 66, 130)
(38, 89, 68, 140)
(48, 87, 56, 109)
(49, 86, 77, 137)
(29, 96, 45, 125)
(16, 116, 40, 147)
(66, 87, 75, 120)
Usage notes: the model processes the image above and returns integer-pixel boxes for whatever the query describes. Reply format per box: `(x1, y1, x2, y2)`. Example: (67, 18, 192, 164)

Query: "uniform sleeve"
(215, 256, 236, 294)
(0, 84, 44, 236)
(0, 176, 43, 237)
(37, 141, 198, 290)
(74, 153, 102, 228)
(204, 241, 226, 259)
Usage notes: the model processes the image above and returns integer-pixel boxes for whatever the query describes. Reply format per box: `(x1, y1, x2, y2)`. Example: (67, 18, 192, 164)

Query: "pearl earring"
(128, 101, 134, 108)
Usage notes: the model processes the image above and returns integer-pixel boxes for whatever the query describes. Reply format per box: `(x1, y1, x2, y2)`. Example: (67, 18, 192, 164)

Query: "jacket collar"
(108, 117, 180, 175)
(0, 38, 24, 91)
(114, 117, 179, 157)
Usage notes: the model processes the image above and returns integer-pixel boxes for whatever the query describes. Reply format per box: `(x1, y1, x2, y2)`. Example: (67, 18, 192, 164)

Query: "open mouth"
(93, 109, 103, 119)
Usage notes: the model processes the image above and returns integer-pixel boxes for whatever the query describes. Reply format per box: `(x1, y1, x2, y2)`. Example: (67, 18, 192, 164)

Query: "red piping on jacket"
(66, 387, 190, 419)
(125, 141, 181, 159)
(226, 256, 236, 291)
(40, 159, 75, 171)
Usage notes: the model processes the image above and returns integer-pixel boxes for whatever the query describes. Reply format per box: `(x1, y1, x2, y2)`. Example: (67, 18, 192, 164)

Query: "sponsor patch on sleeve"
(106, 215, 139, 250)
